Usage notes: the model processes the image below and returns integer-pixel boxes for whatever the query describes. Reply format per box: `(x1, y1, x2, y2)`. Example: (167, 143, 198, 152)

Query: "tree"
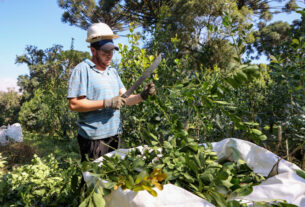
(17, 44, 90, 138)
(237, 0, 299, 20)
(291, 8, 305, 39)
(249, 21, 292, 59)
(58, 0, 125, 31)
(0, 89, 21, 126)
(16, 45, 64, 103)
(248, 6, 305, 60)
(57, 0, 262, 70)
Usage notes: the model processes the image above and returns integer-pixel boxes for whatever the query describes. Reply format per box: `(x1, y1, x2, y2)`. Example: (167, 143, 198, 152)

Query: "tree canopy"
(58, 0, 301, 70)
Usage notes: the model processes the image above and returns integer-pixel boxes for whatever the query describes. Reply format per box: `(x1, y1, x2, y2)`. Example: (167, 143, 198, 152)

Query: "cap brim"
(100, 43, 119, 52)
(86, 35, 120, 43)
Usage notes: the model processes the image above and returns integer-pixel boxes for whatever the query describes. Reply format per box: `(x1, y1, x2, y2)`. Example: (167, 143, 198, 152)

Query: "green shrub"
(0, 154, 81, 207)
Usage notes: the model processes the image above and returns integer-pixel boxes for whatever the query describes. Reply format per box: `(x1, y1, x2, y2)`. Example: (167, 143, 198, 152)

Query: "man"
(67, 23, 155, 162)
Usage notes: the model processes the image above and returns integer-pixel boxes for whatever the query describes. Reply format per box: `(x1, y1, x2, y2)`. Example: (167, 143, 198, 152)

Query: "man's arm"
(69, 95, 126, 112)
(69, 96, 105, 112)
(119, 88, 143, 106)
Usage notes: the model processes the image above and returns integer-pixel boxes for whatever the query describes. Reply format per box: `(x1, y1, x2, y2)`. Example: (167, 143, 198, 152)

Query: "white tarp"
(213, 138, 305, 206)
(0, 123, 23, 146)
(84, 138, 305, 207)
(104, 184, 215, 207)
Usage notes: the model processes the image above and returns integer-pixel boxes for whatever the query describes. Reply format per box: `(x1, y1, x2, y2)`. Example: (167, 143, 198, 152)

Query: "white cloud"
(0, 78, 19, 92)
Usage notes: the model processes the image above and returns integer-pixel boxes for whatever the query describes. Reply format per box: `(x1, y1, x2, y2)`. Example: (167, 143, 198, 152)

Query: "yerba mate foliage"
(80, 129, 295, 207)
(0, 154, 80, 206)
(80, 96, 296, 207)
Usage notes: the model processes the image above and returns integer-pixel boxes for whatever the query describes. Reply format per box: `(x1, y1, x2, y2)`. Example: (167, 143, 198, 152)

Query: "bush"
(0, 154, 82, 207)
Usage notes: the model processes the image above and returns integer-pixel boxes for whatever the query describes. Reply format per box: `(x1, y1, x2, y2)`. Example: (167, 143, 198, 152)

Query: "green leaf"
(223, 16, 230, 27)
(234, 185, 253, 197)
(217, 171, 229, 180)
(226, 77, 239, 88)
(132, 184, 145, 192)
(227, 200, 244, 207)
(269, 55, 278, 63)
(188, 183, 199, 191)
(296, 170, 305, 180)
(291, 39, 300, 45)
(186, 158, 199, 174)
(219, 176, 234, 189)
(135, 170, 148, 184)
(259, 135, 267, 141)
(164, 141, 173, 149)
(142, 184, 158, 197)
(208, 25, 213, 32)
(79, 197, 90, 207)
(251, 129, 263, 135)
(101, 181, 116, 190)
(133, 158, 145, 169)
(296, 10, 305, 15)
(236, 71, 248, 81)
(187, 142, 199, 152)
(200, 172, 214, 184)
(34, 189, 46, 196)
(295, 85, 303, 91)
(234, 57, 241, 63)
(183, 172, 195, 183)
(209, 191, 228, 207)
(214, 101, 231, 105)
(149, 132, 159, 141)
(93, 192, 106, 207)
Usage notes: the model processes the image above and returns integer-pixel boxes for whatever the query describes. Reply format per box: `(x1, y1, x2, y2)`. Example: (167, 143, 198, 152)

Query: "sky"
(0, 0, 303, 92)
(0, 0, 131, 92)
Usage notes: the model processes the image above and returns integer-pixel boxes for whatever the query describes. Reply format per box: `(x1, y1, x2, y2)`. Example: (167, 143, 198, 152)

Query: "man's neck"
(96, 65, 106, 71)
(91, 58, 107, 71)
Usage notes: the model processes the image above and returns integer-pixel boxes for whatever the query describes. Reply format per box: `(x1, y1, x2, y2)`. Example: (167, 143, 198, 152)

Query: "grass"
(0, 131, 81, 171)
(0, 142, 37, 171)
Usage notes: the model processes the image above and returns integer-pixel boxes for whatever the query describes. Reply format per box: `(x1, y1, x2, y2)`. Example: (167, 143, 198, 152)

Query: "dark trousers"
(77, 134, 120, 162)
(77, 134, 121, 193)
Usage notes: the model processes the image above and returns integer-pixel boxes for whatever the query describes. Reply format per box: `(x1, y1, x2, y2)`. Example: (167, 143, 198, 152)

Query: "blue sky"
(0, 0, 88, 91)
(0, 0, 303, 92)
(0, 0, 129, 92)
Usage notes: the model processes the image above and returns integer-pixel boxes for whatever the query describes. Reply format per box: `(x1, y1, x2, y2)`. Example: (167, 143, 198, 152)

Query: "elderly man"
(67, 23, 155, 162)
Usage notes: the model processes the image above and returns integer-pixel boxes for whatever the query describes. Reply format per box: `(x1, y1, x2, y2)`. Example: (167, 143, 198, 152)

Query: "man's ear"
(90, 47, 96, 54)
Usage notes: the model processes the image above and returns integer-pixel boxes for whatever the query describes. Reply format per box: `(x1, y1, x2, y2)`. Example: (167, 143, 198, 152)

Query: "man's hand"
(140, 82, 156, 100)
(104, 96, 126, 110)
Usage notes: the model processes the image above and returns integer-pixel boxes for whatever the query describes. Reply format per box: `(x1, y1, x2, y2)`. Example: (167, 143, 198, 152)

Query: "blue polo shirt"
(67, 59, 125, 140)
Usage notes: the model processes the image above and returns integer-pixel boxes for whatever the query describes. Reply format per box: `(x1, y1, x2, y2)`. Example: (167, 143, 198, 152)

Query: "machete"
(121, 54, 162, 98)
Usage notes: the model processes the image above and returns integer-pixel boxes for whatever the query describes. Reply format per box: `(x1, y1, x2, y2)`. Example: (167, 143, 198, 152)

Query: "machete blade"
(121, 54, 162, 98)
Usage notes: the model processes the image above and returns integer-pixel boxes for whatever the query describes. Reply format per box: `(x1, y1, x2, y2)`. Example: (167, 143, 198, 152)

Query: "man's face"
(93, 48, 114, 69)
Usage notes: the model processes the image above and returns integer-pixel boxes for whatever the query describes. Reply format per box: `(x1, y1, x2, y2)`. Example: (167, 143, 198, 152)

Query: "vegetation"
(0, 1, 305, 207)
(0, 89, 21, 126)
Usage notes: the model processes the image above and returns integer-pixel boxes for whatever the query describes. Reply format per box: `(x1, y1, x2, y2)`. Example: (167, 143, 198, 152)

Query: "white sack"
(6, 123, 23, 143)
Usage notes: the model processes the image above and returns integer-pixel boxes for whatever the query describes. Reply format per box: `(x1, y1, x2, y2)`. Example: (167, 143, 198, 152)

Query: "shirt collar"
(84, 58, 96, 68)
(84, 58, 110, 74)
